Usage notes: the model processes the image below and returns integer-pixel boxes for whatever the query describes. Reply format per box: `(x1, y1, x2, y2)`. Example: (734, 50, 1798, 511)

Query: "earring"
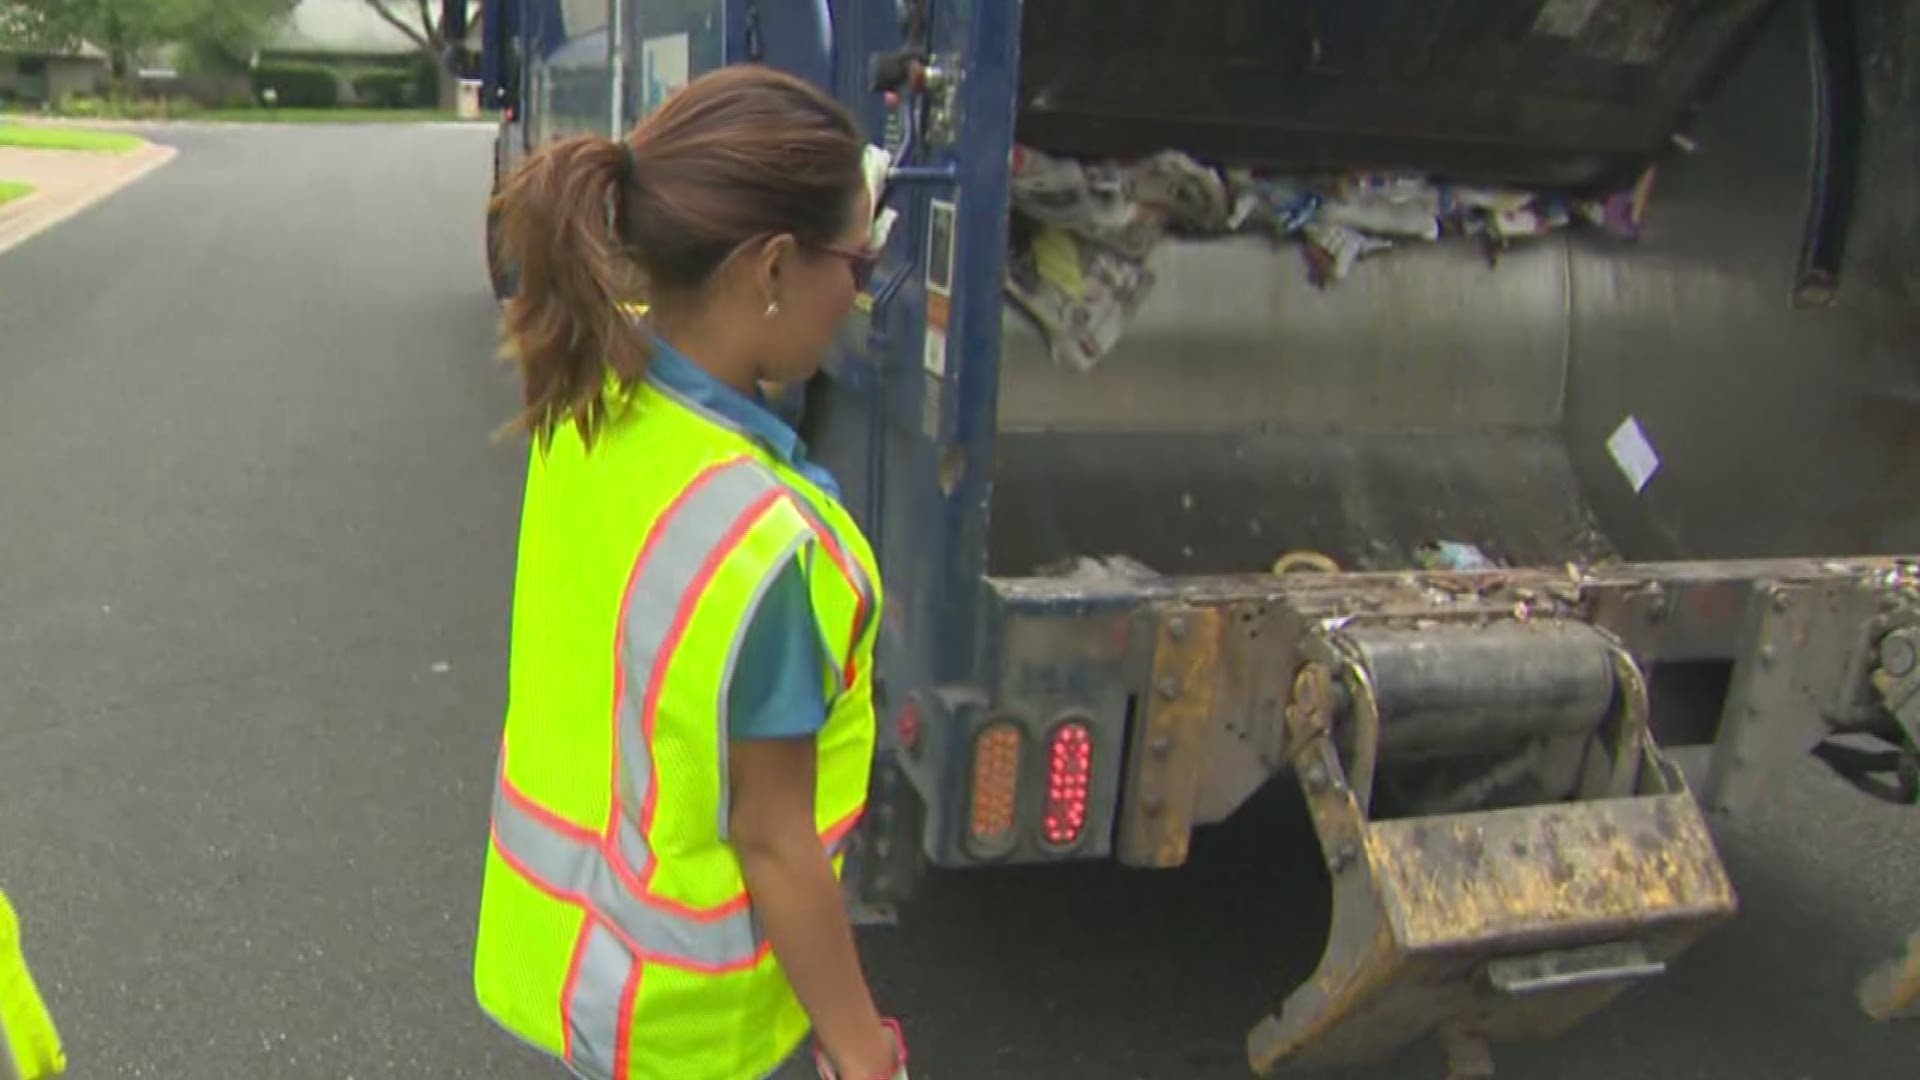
(764, 300, 781, 318)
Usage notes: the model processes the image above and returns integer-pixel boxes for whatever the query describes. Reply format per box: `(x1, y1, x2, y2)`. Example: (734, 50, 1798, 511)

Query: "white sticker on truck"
(923, 327, 948, 377)
(641, 33, 690, 116)
(1607, 415, 1661, 494)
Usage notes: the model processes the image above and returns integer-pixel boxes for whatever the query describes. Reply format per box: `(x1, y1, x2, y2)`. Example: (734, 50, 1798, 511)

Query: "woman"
(471, 66, 906, 1080)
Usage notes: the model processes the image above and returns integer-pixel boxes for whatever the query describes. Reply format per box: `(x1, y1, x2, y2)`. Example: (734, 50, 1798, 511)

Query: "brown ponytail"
(492, 65, 865, 445)
(492, 134, 648, 444)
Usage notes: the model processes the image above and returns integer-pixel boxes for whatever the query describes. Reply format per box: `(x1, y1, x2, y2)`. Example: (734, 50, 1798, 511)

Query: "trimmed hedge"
(251, 62, 340, 109)
(409, 54, 442, 108)
(352, 69, 414, 108)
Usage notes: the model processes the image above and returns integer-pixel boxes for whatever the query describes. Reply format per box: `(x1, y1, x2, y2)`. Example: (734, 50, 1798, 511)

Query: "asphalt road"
(0, 125, 1915, 1080)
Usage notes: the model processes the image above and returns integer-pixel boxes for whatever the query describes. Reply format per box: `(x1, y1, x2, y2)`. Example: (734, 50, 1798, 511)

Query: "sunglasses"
(815, 244, 881, 291)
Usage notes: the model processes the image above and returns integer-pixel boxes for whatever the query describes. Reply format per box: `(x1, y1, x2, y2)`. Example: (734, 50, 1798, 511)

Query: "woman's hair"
(491, 65, 864, 442)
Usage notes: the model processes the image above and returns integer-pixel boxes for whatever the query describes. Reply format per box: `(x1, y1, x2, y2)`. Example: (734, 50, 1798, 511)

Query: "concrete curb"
(0, 141, 177, 257)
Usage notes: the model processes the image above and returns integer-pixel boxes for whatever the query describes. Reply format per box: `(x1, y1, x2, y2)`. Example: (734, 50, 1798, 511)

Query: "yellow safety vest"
(0, 890, 66, 1080)
(472, 373, 882, 1080)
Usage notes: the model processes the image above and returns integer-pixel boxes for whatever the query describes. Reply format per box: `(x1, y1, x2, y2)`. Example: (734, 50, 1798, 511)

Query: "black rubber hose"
(1796, 0, 1866, 306)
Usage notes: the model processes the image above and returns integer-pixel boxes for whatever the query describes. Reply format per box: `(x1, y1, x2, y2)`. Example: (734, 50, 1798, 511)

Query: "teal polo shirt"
(647, 339, 837, 741)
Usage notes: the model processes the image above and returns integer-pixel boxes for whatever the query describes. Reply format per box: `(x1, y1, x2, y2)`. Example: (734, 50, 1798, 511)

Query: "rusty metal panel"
(1366, 796, 1734, 951)
(1251, 780, 1735, 1073)
(1702, 577, 1893, 812)
(1196, 599, 1291, 824)
(1115, 607, 1221, 868)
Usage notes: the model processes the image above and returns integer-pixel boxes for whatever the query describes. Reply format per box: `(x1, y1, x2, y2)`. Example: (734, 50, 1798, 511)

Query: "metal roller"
(1342, 622, 1619, 761)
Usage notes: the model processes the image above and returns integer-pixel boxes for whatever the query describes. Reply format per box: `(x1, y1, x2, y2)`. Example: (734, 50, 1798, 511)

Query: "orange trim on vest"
(788, 501, 871, 688)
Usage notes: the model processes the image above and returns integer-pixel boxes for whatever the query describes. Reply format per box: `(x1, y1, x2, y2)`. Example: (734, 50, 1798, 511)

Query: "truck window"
(629, 0, 726, 123)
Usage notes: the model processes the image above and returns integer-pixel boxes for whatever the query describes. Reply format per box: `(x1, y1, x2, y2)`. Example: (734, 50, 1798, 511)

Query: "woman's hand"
(729, 736, 894, 1078)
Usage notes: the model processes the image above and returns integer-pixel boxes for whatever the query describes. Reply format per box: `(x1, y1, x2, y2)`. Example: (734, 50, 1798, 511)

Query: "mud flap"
(1249, 652, 1737, 1075)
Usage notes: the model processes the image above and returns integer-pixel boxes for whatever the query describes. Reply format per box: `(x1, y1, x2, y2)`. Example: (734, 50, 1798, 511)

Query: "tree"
(178, 0, 295, 75)
(0, 0, 289, 89)
(360, 1, 477, 110)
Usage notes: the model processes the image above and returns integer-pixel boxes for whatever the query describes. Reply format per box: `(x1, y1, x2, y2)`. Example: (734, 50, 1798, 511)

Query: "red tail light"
(1043, 720, 1093, 847)
(895, 697, 922, 754)
(967, 722, 1021, 853)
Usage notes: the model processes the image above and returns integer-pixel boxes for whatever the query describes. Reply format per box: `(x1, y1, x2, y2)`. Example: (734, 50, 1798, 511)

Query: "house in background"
(266, 0, 421, 69)
(261, 0, 480, 105)
(0, 39, 108, 106)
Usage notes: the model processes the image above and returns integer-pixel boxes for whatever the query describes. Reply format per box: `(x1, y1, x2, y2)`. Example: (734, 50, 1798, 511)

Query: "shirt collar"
(645, 337, 805, 466)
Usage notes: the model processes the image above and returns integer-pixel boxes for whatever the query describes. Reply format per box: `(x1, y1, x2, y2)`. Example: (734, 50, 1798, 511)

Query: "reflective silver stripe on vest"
(652, 373, 877, 642)
(615, 460, 784, 846)
(492, 783, 765, 968)
(564, 921, 634, 1080)
(714, 530, 811, 841)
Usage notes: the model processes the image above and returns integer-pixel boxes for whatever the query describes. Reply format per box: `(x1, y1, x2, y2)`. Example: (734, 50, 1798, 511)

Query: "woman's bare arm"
(729, 736, 896, 1079)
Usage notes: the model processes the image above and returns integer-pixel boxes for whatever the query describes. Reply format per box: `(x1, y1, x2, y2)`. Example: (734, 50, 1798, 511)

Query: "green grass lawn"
(0, 125, 143, 153)
(2, 107, 466, 126)
(0, 180, 34, 206)
(193, 108, 462, 124)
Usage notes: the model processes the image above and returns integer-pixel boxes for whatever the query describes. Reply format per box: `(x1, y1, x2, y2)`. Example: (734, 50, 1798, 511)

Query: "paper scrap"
(870, 207, 899, 249)
(1032, 226, 1087, 298)
(1607, 415, 1661, 494)
(862, 144, 892, 206)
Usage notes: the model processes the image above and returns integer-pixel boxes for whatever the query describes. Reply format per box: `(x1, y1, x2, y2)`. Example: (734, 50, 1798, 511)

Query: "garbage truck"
(480, 0, 1920, 1071)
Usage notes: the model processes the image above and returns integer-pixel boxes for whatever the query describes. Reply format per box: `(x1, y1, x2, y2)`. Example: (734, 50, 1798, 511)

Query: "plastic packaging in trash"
(1011, 146, 1230, 258)
(1415, 541, 1500, 571)
(1320, 176, 1442, 241)
(1302, 221, 1392, 286)
(1575, 166, 1658, 240)
(1442, 186, 1535, 216)
(1005, 224, 1156, 372)
(1127, 150, 1232, 233)
(1489, 199, 1570, 242)
(1229, 176, 1321, 235)
(1010, 146, 1163, 260)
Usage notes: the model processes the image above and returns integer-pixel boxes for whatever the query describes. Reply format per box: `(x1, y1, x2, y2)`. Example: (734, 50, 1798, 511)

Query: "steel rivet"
(1328, 843, 1358, 873)
(1158, 676, 1182, 700)
(1150, 735, 1173, 757)
(1758, 645, 1777, 668)
(1143, 794, 1165, 814)
(1167, 617, 1189, 641)
(1304, 763, 1328, 791)
(1772, 589, 1792, 613)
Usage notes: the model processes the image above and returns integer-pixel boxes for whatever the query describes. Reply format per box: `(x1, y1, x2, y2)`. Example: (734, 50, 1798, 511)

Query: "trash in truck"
(1005, 148, 1228, 371)
(1414, 541, 1502, 572)
(1004, 221, 1157, 373)
(1002, 145, 1662, 371)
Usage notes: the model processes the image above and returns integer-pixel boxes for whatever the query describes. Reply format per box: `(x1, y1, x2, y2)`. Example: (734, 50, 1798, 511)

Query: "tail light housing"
(894, 696, 922, 755)
(966, 721, 1022, 855)
(1042, 719, 1094, 848)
